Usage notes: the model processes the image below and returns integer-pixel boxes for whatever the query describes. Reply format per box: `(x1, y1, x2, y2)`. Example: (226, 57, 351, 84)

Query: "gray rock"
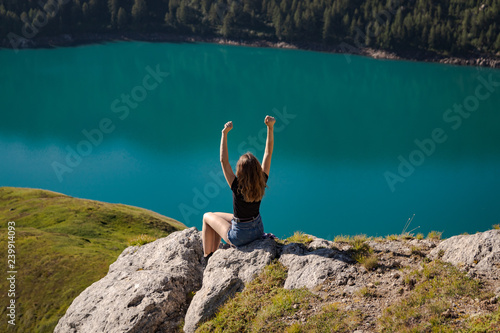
(183, 238, 278, 333)
(368, 240, 411, 256)
(279, 243, 353, 290)
(429, 229, 500, 278)
(409, 239, 437, 248)
(307, 235, 336, 250)
(54, 227, 204, 333)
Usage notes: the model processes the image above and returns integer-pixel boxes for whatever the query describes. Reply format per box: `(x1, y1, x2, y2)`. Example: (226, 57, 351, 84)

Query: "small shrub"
(356, 286, 377, 298)
(401, 233, 414, 240)
(411, 246, 425, 257)
(345, 236, 378, 272)
(127, 234, 157, 246)
(334, 234, 352, 243)
(334, 234, 369, 245)
(285, 231, 313, 245)
(176, 320, 185, 332)
(285, 324, 302, 333)
(386, 234, 400, 241)
(416, 233, 424, 240)
(358, 254, 378, 271)
(493, 224, 500, 230)
(427, 231, 442, 240)
(351, 235, 369, 251)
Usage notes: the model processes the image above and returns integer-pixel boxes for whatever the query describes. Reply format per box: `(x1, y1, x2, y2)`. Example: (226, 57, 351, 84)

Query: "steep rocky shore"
(55, 228, 500, 332)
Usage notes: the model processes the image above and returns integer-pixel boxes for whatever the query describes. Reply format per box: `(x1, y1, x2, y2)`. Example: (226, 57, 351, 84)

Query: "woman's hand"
(264, 115, 276, 128)
(222, 121, 233, 134)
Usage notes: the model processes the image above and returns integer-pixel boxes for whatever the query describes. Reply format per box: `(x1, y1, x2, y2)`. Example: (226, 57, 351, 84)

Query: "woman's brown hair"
(236, 152, 267, 202)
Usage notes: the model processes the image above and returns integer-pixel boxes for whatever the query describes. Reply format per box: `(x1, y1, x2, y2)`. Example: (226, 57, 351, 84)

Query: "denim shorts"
(227, 214, 264, 248)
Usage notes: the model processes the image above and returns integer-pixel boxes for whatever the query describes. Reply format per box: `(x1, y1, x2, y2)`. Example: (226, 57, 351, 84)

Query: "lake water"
(1, 42, 499, 240)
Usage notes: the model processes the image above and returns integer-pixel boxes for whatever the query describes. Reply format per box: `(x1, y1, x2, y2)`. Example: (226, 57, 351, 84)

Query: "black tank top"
(230, 173, 268, 219)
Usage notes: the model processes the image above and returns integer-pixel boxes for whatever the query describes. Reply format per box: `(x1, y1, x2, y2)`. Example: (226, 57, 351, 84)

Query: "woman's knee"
(203, 212, 214, 222)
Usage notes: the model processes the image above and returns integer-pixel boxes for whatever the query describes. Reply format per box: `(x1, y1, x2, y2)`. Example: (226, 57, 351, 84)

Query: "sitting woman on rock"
(202, 115, 275, 260)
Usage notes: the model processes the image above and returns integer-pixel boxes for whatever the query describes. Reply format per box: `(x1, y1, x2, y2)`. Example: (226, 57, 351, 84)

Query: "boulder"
(183, 238, 278, 333)
(279, 243, 354, 290)
(54, 227, 204, 333)
(429, 229, 500, 279)
(307, 235, 336, 251)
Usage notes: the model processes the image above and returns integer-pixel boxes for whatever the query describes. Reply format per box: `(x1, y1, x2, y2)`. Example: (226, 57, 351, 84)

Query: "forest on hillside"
(1, 0, 499, 55)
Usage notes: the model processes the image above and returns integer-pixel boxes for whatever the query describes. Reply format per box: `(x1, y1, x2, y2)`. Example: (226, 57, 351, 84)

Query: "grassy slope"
(0, 187, 186, 333)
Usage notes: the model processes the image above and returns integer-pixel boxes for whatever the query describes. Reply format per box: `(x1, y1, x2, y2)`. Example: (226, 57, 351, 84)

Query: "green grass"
(427, 230, 443, 240)
(411, 246, 425, 257)
(332, 234, 379, 270)
(285, 303, 363, 333)
(464, 306, 500, 332)
(0, 187, 185, 333)
(334, 234, 368, 244)
(356, 286, 378, 298)
(493, 224, 500, 230)
(127, 234, 158, 246)
(333, 234, 352, 242)
(345, 235, 378, 271)
(385, 233, 421, 241)
(197, 261, 317, 332)
(385, 234, 400, 241)
(378, 260, 483, 332)
(284, 231, 314, 245)
(358, 254, 379, 270)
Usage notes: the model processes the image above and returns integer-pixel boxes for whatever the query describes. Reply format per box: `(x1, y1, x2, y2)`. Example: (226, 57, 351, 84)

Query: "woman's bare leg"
(202, 212, 233, 256)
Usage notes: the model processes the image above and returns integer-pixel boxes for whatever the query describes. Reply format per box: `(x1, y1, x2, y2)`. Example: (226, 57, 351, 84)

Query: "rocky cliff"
(55, 228, 500, 332)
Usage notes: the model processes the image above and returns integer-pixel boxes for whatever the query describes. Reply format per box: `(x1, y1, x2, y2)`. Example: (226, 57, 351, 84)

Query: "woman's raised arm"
(262, 116, 275, 176)
(220, 121, 235, 187)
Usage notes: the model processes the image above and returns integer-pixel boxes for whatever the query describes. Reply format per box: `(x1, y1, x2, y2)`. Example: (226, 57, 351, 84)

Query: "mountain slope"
(0, 187, 186, 333)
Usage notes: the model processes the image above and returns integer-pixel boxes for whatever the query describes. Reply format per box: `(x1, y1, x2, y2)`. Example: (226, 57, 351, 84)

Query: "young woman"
(202, 115, 275, 259)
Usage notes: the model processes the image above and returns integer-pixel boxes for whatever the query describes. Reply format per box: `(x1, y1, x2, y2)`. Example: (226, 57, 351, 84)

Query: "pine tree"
(208, 3, 218, 24)
(117, 7, 127, 28)
(365, 22, 372, 46)
(71, 1, 83, 27)
(88, 0, 98, 22)
(486, 25, 494, 45)
(342, 13, 350, 29)
(428, 26, 436, 49)
(283, 13, 292, 39)
(478, 31, 485, 50)
(494, 33, 500, 51)
(294, 5, 302, 31)
(459, 25, 468, 48)
(177, 2, 188, 24)
(322, 8, 332, 41)
(221, 12, 233, 37)
(131, 0, 147, 24)
(82, 2, 89, 22)
(272, 6, 282, 39)
(108, 0, 119, 28)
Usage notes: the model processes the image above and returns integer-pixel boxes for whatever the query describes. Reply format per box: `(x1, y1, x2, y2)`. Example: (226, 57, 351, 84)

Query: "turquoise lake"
(1, 42, 499, 239)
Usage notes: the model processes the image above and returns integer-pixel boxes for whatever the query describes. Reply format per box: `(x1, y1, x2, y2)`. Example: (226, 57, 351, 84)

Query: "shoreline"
(3, 31, 500, 68)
